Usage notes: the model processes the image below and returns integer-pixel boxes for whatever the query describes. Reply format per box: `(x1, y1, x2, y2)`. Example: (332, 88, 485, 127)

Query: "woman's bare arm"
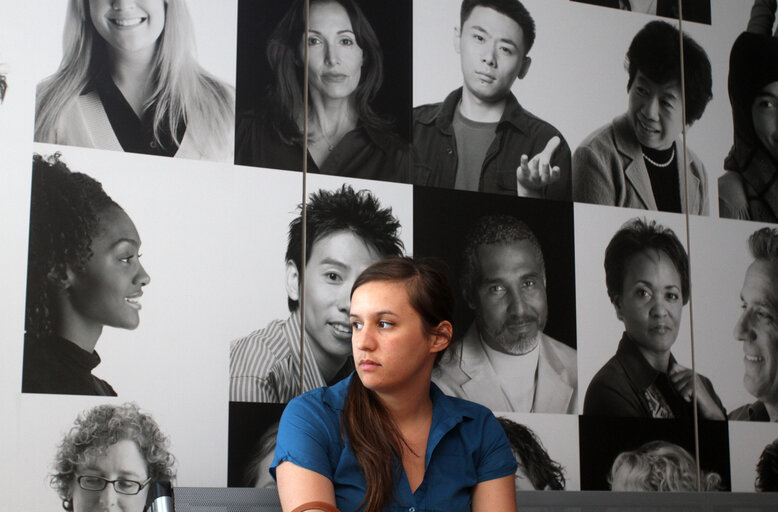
(276, 461, 337, 512)
(472, 474, 516, 512)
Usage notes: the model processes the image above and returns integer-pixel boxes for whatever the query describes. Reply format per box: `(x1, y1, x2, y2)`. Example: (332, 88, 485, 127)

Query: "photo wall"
(2, 1, 778, 509)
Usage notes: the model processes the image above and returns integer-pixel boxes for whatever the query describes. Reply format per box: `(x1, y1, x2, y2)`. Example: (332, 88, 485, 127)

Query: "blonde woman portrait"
(34, 0, 234, 162)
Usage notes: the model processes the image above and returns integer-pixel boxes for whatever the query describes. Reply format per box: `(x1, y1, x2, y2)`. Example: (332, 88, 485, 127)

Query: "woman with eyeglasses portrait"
(50, 403, 175, 512)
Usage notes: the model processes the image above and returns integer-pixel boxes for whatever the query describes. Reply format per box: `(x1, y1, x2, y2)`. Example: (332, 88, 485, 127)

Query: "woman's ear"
(47, 264, 74, 290)
(285, 260, 301, 302)
(429, 320, 453, 354)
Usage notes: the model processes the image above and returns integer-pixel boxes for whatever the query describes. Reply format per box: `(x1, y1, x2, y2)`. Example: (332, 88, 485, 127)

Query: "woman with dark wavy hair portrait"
(22, 154, 150, 396)
(235, 0, 410, 183)
(272, 258, 517, 512)
(50, 403, 175, 512)
(34, 0, 234, 162)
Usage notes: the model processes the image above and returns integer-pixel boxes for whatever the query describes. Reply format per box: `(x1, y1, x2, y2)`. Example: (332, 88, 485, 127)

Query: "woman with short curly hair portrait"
(22, 153, 150, 396)
(51, 403, 175, 512)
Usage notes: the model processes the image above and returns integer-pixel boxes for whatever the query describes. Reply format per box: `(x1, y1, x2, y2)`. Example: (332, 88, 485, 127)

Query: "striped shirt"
(229, 312, 327, 402)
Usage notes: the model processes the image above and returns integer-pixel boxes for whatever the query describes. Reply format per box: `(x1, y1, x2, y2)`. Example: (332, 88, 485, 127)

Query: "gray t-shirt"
(453, 107, 498, 191)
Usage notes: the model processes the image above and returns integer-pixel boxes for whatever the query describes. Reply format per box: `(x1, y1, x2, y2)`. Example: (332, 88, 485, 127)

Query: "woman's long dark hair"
(25, 154, 118, 340)
(342, 257, 453, 512)
(266, 0, 389, 144)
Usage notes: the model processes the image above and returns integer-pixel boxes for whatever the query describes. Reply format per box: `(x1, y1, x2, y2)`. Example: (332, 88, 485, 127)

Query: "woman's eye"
(378, 320, 393, 329)
(340, 37, 354, 46)
(666, 292, 679, 302)
(119, 255, 134, 263)
(114, 480, 138, 493)
(351, 321, 363, 330)
(308, 36, 322, 46)
(636, 288, 650, 298)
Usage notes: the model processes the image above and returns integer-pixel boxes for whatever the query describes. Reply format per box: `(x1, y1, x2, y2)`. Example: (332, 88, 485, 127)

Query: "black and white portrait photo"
(690, 217, 778, 422)
(13, 399, 187, 512)
(710, 2, 778, 221)
(228, 402, 285, 488)
(31, 0, 236, 162)
(569, 0, 712, 24)
(49, 402, 176, 512)
(234, 0, 412, 184)
(412, 0, 572, 199)
(729, 422, 778, 491)
(413, 186, 577, 414)
(574, 204, 725, 420)
(498, 412, 581, 490)
(581, 213, 725, 420)
(572, 19, 713, 214)
(579, 415, 731, 491)
(229, 174, 413, 404)
(22, 153, 149, 396)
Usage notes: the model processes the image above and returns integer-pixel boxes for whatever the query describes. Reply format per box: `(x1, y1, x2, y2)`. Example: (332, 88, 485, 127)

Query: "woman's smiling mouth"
(109, 17, 147, 28)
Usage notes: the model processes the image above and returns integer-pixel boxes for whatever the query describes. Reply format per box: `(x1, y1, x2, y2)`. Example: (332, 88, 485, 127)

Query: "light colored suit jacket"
(572, 113, 708, 215)
(432, 323, 578, 413)
(44, 91, 233, 163)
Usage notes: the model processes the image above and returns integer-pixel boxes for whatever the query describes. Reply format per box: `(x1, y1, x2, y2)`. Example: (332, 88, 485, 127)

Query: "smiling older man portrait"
(730, 227, 778, 422)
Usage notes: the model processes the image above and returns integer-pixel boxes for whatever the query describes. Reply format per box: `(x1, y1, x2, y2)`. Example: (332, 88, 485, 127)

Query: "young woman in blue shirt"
(272, 257, 517, 512)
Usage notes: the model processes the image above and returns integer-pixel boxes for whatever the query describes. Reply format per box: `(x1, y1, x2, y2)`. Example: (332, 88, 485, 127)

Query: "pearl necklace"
(642, 147, 675, 168)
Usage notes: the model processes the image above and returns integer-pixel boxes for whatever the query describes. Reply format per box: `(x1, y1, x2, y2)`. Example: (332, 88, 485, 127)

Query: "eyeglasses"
(76, 475, 152, 495)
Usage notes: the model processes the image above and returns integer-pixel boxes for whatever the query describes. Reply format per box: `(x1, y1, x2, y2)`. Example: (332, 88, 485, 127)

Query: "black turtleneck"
(22, 334, 117, 396)
(642, 144, 681, 213)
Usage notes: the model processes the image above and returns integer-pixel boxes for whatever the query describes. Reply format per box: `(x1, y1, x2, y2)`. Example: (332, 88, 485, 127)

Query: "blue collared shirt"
(271, 374, 517, 512)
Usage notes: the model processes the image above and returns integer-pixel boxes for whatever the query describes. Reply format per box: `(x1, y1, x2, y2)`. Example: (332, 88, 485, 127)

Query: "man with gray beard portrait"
(433, 215, 577, 413)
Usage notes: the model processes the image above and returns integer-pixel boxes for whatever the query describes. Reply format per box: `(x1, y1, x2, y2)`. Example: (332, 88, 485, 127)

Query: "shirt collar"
(423, 87, 528, 135)
(320, 374, 475, 423)
(361, 123, 404, 155)
(748, 400, 770, 421)
(615, 332, 677, 391)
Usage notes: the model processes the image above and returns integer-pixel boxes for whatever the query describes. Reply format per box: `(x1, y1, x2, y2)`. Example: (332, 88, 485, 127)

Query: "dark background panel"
(235, 0, 412, 142)
(569, 0, 711, 24)
(228, 402, 286, 487)
(578, 416, 731, 491)
(413, 187, 577, 348)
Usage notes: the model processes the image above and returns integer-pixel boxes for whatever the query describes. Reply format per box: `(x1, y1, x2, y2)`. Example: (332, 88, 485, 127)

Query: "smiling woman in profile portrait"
(235, 0, 409, 183)
(22, 154, 150, 396)
(34, 0, 234, 162)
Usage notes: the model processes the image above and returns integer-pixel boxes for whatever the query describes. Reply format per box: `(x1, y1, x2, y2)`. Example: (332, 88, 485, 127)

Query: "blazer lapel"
(533, 336, 575, 413)
(457, 325, 512, 411)
(613, 115, 656, 209)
